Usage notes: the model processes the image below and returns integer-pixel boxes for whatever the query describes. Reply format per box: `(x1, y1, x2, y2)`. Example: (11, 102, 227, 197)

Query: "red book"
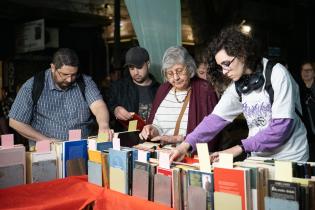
(214, 167, 250, 210)
(118, 113, 146, 131)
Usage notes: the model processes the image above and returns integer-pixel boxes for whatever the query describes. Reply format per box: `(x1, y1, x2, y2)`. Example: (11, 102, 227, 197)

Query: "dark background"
(0, 0, 314, 89)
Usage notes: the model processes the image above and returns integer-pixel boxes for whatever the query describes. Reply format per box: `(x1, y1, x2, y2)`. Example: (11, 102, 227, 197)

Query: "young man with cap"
(107, 46, 160, 131)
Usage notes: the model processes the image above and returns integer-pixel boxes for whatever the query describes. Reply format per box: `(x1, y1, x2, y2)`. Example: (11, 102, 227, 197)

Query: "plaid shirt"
(9, 69, 102, 142)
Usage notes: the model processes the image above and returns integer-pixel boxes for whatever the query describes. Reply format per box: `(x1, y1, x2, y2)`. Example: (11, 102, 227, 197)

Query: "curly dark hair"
(206, 25, 263, 93)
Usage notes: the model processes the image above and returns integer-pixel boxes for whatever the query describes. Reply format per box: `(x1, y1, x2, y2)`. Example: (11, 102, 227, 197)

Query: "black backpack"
(32, 71, 86, 106)
(235, 60, 304, 120)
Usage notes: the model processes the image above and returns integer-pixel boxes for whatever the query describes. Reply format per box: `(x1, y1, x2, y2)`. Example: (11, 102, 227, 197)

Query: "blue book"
(264, 197, 299, 210)
(63, 140, 88, 177)
(97, 142, 113, 151)
(109, 148, 132, 194)
(88, 160, 102, 186)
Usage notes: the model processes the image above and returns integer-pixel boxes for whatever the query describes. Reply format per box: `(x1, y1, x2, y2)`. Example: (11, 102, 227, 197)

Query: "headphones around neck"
(235, 65, 265, 94)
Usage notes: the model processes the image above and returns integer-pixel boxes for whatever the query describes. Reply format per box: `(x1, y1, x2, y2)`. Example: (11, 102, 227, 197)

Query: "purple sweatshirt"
(185, 114, 294, 152)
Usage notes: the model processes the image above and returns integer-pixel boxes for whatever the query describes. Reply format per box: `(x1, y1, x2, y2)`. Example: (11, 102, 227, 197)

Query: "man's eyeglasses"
(165, 67, 187, 79)
(217, 56, 236, 72)
(56, 70, 79, 80)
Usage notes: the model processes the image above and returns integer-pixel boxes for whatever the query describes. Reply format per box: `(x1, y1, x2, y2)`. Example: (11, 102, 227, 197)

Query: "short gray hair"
(161, 46, 196, 81)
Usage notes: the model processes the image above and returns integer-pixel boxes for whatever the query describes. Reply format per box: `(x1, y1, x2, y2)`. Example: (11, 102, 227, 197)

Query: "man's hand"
(169, 141, 191, 163)
(139, 125, 159, 140)
(114, 106, 133, 121)
(151, 135, 184, 144)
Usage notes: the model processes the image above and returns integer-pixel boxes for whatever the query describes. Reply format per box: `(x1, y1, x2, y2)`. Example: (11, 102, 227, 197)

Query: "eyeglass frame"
(165, 66, 188, 79)
(217, 56, 236, 72)
(56, 69, 80, 80)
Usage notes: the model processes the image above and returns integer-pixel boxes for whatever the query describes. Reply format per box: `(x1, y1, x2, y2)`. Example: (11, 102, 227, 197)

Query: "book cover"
(132, 161, 150, 200)
(214, 167, 250, 210)
(26, 151, 57, 183)
(63, 140, 88, 177)
(88, 160, 102, 186)
(214, 191, 242, 210)
(0, 164, 24, 189)
(109, 148, 132, 194)
(88, 150, 102, 163)
(117, 131, 142, 147)
(175, 165, 198, 210)
(268, 179, 300, 201)
(101, 151, 109, 188)
(51, 142, 63, 178)
(0, 145, 25, 188)
(264, 196, 299, 210)
(188, 169, 214, 210)
(188, 186, 207, 210)
(154, 173, 172, 207)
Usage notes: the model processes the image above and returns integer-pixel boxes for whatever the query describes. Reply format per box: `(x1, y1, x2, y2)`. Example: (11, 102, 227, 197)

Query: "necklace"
(174, 87, 191, 103)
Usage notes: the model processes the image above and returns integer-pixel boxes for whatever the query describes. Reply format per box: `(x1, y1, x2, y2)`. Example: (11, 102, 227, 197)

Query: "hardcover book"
(88, 160, 102, 186)
(0, 145, 25, 189)
(188, 169, 214, 210)
(109, 148, 132, 194)
(132, 160, 152, 200)
(264, 196, 299, 210)
(26, 151, 57, 183)
(268, 179, 300, 201)
(214, 167, 251, 210)
(63, 140, 88, 177)
(116, 131, 142, 147)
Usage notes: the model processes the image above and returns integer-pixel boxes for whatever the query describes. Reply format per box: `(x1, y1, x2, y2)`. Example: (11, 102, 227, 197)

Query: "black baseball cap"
(124, 47, 150, 68)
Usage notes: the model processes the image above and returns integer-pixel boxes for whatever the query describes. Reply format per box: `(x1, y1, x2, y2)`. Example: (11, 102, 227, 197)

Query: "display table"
(0, 176, 173, 210)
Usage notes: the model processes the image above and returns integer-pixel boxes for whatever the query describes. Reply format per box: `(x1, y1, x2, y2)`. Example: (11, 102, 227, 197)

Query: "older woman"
(139, 46, 218, 148)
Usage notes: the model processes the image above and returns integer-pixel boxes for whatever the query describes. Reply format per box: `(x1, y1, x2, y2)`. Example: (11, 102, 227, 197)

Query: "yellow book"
(88, 150, 102, 164)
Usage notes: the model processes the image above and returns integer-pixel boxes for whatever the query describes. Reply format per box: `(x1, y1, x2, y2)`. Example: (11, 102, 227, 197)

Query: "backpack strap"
(264, 60, 276, 105)
(32, 71, 86, 106)
(264, 60, 304, 122)
(76, 74, 86, 101)
(32, 71, 46, 105)
(235, 83, 242, 102)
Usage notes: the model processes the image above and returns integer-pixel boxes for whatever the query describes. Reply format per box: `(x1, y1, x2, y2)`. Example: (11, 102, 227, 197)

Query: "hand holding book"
(117, 112, 146, 131)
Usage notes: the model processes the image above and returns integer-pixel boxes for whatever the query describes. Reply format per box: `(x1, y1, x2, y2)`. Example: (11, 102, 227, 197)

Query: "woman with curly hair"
(170, 25, 309, 162)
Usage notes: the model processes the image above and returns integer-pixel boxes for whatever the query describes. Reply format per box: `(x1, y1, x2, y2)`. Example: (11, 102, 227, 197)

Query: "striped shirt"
(153, 89, 189, 136)
(9, 69, 102, 143)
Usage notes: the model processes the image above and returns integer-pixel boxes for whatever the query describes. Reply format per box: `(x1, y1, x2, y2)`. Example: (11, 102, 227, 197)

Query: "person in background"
(0, 87, 12, 135)
(195, 52, 209, 81)
(9, 48, 113, 148)
(170, 25, 309, 163)
(107, 46, 160, 132)
(140, 46, 219, 150)
(300, 61, 315, 161)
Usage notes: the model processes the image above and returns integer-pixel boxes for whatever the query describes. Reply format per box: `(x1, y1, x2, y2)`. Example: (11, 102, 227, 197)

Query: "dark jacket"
(108, 74, 160, 131)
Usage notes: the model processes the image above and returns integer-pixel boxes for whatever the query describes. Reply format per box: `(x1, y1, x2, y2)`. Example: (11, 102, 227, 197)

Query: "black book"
(268, 179, 300, 201)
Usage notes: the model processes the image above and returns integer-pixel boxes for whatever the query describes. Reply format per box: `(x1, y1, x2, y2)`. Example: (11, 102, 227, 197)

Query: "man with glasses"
(9, 48, 113, 148)
(107, 46, 160, 132)
(300, 61, 315, 161)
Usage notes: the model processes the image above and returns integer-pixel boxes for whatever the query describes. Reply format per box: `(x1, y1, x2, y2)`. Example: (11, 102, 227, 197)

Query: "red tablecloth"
(0, 176, 173, 210)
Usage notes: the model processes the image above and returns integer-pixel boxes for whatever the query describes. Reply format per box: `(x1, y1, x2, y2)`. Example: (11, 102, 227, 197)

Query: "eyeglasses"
(56, 70, 79, 80)
(165, 67, 187, 79)
(217, 56, 236, 72)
